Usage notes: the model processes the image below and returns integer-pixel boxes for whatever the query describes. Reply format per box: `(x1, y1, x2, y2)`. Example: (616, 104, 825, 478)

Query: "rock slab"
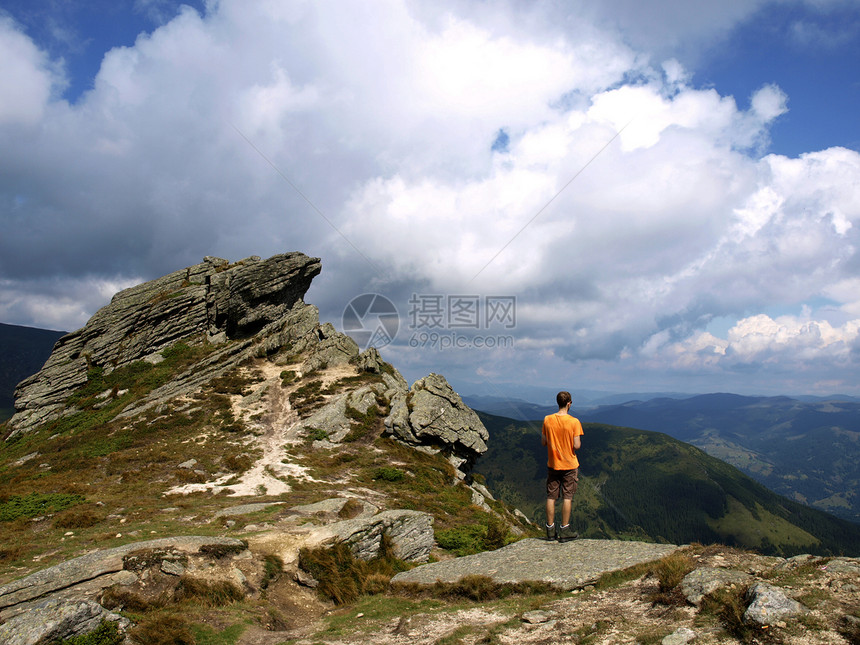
(0, 598, 128, 645)
(391, 538, 680, 590)
(0, 536, 245, 615)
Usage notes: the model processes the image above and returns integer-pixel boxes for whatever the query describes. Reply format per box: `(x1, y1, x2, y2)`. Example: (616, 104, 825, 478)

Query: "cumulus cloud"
(1, 0, 859, 395)
(0, 16, 60, 124)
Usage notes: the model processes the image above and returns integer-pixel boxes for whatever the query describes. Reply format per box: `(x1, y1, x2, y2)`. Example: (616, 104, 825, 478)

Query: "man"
(542, 391, 583, 542)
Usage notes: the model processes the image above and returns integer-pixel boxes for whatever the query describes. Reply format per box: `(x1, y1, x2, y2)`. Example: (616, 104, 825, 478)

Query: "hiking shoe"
(557, 525, 578, 543)
(545, 524, 557, 541)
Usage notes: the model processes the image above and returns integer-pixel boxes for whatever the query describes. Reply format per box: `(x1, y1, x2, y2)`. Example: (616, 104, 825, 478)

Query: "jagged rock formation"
(9, 253, 322, 433)
(0, 252, 503, 644)
(385, 373, 489, 475)
(6, 253, 489, 477)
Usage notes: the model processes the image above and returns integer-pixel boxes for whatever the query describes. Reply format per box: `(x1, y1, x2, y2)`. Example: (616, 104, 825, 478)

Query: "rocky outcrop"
(7, 253, 490, 478)
(384, 373, 489, 475)
(313, 509, 435, 563)
(0, 598, 129, 645)
(8, 253, 323, 434)
(0, 536, 246, 617)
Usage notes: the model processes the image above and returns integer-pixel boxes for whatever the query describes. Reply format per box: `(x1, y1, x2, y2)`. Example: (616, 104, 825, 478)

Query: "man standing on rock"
(542, 391, 583, 542)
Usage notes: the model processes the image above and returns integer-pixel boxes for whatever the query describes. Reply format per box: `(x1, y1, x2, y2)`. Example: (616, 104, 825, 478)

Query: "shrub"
(392, 575, 555, 602)
(128, 613, 195, 645)
(100, 585, 169, 613)
(198, 542, 247, 559)
(55, 620, 124, 645)
(0, 545, 25, 564)
(649, 552, 696, 605)
(176, 576, 244, 606)
(0, 492, 85, 522)
(701, 586, 757, 643)
(261, 554, 283, 589)
(306, 427, 328, 442)
(298, 534, 409, 605)
(343, 405, 379, 442)
(53, 509, 102, 529)
(652, 553, 695, 592)
(435, 524, 487, 556)
(338, 498, 365, 519)
(222, 453, 254, 473)
(373, 467, 405, 482)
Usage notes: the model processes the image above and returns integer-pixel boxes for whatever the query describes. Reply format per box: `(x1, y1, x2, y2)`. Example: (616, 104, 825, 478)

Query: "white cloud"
(0, 17, 61, 125)
(1, 0, 859, 396)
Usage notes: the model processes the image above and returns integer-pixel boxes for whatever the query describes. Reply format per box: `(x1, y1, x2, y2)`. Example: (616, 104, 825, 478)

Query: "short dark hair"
(557, 391, 571, 408)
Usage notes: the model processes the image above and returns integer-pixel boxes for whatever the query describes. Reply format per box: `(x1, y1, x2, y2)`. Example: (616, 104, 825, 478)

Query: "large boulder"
(679, 567, 754, 607)
(743, 582, 805, 626)
(384, 373, 489, 475)
(309, 509, 435, 562)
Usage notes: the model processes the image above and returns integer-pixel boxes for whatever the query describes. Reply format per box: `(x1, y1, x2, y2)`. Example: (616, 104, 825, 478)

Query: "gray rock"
(302, 323, 360, 372)
(357, 347, 386, 373)
(384, 373, 488, 475)
(522, 610, 553, 624)
(743, 582, 805, 626)
(392, 538, 680, 590)
(0, 536, 245, 614)
(300, 383, 384, 441)
(824, 557, 860, 574)
(0, 598, 128, 645)
(8, 252, 322, 436)
(662, 627, 697, 645)
(160, 560, 185, 576)
(679, 567, 753, 606)
(312, 510, 435, 562)
(295, 568, 319, 588)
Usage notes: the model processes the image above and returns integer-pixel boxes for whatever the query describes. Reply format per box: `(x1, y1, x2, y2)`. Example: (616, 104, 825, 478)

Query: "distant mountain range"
(0, 322, 65, 421)
(580, 394, 860, 524)
(466, 393, 860, 525)
(474, 411, 860, 556)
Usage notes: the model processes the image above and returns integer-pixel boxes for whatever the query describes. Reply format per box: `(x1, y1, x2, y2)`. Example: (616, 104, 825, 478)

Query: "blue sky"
(1, 0, 860, 400)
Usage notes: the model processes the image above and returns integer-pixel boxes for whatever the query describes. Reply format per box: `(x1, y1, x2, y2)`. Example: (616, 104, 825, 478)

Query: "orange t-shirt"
(542, 413, 583, 470)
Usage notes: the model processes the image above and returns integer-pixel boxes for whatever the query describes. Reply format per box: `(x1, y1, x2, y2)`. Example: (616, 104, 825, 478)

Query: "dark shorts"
(546, 468, 579, 500)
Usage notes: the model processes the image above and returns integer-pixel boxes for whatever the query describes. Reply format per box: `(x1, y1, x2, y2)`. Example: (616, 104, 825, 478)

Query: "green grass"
(191, 623, 247, 645)
(0, 492, 85, 521)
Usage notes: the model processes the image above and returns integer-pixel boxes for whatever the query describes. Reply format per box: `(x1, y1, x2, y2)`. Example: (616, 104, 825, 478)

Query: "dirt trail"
(164, 363, 315, 496)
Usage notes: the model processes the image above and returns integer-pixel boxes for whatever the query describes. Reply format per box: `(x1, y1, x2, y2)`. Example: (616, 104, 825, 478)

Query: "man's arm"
(573, 435, 581, 450)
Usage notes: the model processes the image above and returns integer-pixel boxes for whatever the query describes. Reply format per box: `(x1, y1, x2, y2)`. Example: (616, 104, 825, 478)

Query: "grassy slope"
(474, 412, 860, 557)
(0, 338, 528, 580)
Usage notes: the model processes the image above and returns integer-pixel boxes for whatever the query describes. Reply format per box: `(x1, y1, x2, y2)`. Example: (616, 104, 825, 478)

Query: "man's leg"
(561, 498, 572, 526)
(544, 497, 557, 540)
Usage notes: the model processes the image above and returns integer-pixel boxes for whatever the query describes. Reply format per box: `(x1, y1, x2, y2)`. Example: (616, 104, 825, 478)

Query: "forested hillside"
(474, 412, 860, 557)
(0, 323, 65, 421)
(581, 394, 860, 523)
